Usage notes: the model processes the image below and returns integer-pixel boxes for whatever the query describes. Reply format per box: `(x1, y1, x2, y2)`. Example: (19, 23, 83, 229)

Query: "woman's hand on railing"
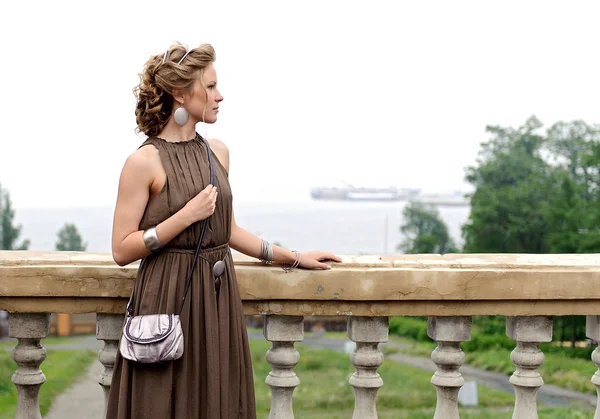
(299, 251, 342, 270)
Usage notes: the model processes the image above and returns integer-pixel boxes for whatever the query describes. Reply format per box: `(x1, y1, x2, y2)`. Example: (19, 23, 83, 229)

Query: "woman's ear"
(172, 89, 185, 105)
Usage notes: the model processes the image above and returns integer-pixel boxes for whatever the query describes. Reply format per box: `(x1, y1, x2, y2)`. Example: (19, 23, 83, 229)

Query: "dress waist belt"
(162, 244, 228, 305)
(163, 243, 229, 255)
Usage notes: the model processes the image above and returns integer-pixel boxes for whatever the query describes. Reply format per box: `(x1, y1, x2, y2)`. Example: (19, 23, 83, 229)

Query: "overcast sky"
(1, 0, 599, 209)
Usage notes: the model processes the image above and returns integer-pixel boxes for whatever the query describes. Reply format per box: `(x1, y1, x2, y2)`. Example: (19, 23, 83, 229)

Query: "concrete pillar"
(347, 316, 388, 419)
(428, 316, 472, 419)
(264, 315, 304, 419)
(8, 312, 50, 419)
(506, 316, 553, 419)
(586, 315, 600, 419)
(96, 313, 124, 418)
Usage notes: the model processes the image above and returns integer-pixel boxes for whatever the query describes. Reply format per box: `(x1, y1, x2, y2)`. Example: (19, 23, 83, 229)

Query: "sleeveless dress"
(107, 135, 256, 419)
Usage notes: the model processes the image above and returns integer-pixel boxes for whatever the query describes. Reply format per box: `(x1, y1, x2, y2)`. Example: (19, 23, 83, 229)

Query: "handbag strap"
(178, 135, 216, 315)
(126, 134, 216, 317)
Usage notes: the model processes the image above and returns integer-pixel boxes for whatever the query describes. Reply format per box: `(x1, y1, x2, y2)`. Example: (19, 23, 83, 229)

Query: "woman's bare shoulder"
(207, 138, 230, 172)
(120, 144, 161, 181)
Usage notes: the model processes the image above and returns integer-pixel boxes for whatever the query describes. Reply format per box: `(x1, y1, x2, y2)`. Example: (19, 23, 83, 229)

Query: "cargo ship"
(310, 185, 421, 202)
(409, 192, 470, 207)
(310, 185, 470, 206)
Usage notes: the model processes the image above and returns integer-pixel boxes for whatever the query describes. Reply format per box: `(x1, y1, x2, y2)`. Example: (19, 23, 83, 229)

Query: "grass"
(0, 349, 96, 419)
(255, 323, 600, 396)
(275, 407, 592, 418)
(0, 336, 84, 348)
(249, 339, 593, 417)
(304, 330, 347, 339)
(397, 337, 600, 395)
(466, 348, 598, 394)
(0, 332, 594, 418)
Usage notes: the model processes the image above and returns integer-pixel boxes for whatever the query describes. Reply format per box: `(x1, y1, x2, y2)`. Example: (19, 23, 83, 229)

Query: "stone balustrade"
(2, 251, 600, 418)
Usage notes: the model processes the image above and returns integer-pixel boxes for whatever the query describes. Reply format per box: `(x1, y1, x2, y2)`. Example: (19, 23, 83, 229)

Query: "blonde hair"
(134, 43, 216, 137)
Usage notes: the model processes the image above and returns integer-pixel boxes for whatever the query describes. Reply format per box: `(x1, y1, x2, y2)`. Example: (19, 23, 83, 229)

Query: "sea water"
(14, 199, 470, 255)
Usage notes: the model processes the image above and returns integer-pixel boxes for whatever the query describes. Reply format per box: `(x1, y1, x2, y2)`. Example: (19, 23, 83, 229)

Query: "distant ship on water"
(310, 184, 469, 206)
(310, 184, 420, 202)
(410, 192, 470, 207)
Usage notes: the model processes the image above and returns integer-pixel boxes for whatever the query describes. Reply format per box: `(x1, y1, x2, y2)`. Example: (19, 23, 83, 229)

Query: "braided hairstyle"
(134, 43, 216, 137)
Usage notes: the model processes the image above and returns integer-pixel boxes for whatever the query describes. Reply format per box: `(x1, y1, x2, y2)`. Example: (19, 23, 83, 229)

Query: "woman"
(108, 43, 341, 418)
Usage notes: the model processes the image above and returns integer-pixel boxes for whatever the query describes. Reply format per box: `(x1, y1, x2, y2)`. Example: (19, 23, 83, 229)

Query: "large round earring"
(174, 105, 189, 126)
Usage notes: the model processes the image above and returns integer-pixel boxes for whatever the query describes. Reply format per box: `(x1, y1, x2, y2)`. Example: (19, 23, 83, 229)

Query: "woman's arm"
(229, 211, 340, 269)
(208, 138, 342, 270)
(111, 146, 216, 266)
(229, 215, 295, 265)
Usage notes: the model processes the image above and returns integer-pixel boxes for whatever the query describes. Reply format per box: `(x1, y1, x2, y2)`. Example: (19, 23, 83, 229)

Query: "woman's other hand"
(182, 184, 218, 224)
(299, 251, 342, 270)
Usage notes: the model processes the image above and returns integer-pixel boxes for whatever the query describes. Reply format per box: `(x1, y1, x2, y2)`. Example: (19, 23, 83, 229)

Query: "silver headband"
(177, 49, 191, 65)
(161, 46, 191, 66)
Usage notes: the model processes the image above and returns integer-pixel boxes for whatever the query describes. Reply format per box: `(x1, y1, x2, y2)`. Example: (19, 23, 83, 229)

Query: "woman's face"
(183, 63, 223, 124)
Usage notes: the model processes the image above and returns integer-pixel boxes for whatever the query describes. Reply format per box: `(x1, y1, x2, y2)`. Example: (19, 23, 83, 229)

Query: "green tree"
(0, 184, 30, 250)
(55, 223, 87, 251)
(546, 120, 600, 194)
(462, 117, 600, 347)
(398, 202, 458, 254)
(544, 120, 600, 253)
(464, 117, 600, 255)
(462, 116, 552, 253)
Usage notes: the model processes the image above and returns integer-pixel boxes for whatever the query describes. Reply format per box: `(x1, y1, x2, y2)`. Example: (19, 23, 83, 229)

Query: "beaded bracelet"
(282, 250, 301, 272)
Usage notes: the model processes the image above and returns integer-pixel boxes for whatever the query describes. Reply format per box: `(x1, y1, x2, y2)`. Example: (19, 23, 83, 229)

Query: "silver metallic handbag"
(119, 135, 216, 364)
(119, 312, 185, 363)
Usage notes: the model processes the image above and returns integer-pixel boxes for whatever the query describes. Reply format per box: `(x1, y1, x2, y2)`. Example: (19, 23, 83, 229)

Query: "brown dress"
(107, 135, 256, 419)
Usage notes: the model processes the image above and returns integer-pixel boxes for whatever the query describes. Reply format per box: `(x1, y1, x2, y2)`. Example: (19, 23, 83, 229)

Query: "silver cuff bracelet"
(143, 226, 163, 252)
(259, 239, 274, 264)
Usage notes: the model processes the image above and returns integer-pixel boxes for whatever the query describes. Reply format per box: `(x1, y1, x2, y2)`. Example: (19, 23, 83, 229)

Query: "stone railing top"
(2, 251, 600, 316)
(2, 250, 600, 268)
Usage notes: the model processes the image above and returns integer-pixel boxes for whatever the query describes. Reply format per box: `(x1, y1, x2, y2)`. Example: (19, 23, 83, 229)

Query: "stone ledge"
(2, 252, 600, 316)
(4, 298, 600, 316)
(2, 252, 600, 302)
(2, 251, 600, 268)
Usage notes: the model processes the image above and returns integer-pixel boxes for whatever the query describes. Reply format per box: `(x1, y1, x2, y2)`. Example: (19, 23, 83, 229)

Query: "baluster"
(506, 316, 553, 419)
(96, 313, 125, 416)
(586, 315, 600, 419)
(9, 312, 50, 419)
(347, 316, 388, 419)
(264, 315, 304, 419)
(428, 316, 472, 419)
